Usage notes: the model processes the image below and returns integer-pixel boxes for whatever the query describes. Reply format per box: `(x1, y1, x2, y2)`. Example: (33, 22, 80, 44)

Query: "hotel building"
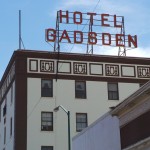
(0, 49, 150, 150)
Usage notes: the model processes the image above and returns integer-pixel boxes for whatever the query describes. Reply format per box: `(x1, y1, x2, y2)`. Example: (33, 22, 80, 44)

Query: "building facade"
(73, 78, 150, 150)
(0, 49, 150, 150)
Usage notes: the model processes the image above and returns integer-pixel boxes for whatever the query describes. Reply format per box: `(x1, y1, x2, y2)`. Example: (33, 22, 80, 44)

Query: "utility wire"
(46, 41, 54, 48)
(54, 0, 102, 72)
(68, 0, 101, 53)
(92, 0, 101, 12)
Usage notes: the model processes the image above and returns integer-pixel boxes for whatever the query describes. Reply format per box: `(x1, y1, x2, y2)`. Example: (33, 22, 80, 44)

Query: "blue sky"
(0, 0, 150, 79)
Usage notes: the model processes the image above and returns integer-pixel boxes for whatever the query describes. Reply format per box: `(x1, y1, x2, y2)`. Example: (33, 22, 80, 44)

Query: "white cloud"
(126, 47, 150, 58)
(60, 42, 150, 58)
(58, 0, 97, 10)
(93, 46, 150, 58)
(49, 0, 149, 57)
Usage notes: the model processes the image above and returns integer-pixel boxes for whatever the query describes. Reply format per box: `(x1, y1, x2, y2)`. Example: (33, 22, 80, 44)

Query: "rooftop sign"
(46, 10, 137, 50)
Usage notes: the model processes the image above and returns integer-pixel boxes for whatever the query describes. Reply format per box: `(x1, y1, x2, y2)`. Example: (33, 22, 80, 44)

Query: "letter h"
(59, 10, 69, 23)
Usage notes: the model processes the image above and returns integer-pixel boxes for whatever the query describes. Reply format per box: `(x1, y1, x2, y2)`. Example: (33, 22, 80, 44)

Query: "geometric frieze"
(105, 64, 119, 76)
(73, 62, 87, 74)
(40, 60, 54, 73)
(121, 65, 136, 77)
(27, 58, 150, 80)
(137, 66, 150, 78)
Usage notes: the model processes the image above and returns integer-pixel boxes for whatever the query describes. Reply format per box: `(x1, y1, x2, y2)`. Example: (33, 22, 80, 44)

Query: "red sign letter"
(46, 28, 56, 42)
(59, 30, 71, 43)
(128, 35, 137, 48)
(102, 33, 111, 45)
(101, 14, 110, 27)
(74, 31, 83, 44)
(116, 34, 125, 47)
(59, 10, 69, 23)
(87, 12, 96, 25)
(114, 15, 122, 28)
(88, 32, 97, 44)
(74, 12, 82, 24)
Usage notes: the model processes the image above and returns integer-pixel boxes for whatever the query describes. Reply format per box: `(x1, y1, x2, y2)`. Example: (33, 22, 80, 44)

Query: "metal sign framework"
(48, 10, 137, 56)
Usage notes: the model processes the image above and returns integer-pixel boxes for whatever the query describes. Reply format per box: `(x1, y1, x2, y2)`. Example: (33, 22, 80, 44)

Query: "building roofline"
(111, 80, 150, 115)
(15, 49, 150, 61)
(1, 49, 150, 88)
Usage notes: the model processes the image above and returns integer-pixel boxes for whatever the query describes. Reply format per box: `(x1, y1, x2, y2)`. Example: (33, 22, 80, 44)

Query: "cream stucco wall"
(27, 78, 139, 150)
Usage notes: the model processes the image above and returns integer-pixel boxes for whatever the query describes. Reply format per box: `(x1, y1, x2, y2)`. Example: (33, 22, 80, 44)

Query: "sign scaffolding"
(46, 10, 137, 56)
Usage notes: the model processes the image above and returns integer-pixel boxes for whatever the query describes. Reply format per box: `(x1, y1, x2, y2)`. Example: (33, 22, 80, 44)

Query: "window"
(41, 112, 53, 131)
(3, 104, 6, 117)
(11, 85, 13, 104)
(0, 106, 1, 122)
(76, 113, 87, 132)
(10, 117, 12, 137)
(75, 81, 86, 99)
(108, 83, 119, 100)
(41, 146, 53, 150)
(4, 127, 6, 144)
(41, 79, 53, 97)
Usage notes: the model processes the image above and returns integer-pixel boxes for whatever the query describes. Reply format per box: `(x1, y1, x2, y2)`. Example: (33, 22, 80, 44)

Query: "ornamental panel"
(29, 59, 38, 72)
(73, 62, 87, 75)
(121, 65, 136, 77)
(57, 61, 71, 74)
(40, 60, 54, 73)
(90, 63, 103, 75)
(137, 66, 150, 78)
(105, 64, 119, 76)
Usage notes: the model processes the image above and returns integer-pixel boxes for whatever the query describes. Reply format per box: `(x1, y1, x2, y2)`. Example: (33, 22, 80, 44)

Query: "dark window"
(11, 85, 13, 104)
(3, 105, 6, 116)
(41, 79, 53, 97)
(4, 127, 6, 144)
(41, 146, 53, 150)
(75, 81, 86, 99)
(41, 112, 53, 131)
(76, 113, 87, 132)
(10, 117, 12, 136)
(0, 106, 1, 122)
(108, 83, 119, 100)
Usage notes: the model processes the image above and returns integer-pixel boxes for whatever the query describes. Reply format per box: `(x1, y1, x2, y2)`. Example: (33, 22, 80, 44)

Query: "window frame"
(75, 81, 86, 99)
(4, 127, 6, 144)
(11, 85, 13, 104)
(107, 82, 119, 100)
(41, 146, 53, 150)
(41, 79, 53, 97)
(76, 113, 88, 132)
(41, 112, 53, 131)
(10, 117, 12, 137)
